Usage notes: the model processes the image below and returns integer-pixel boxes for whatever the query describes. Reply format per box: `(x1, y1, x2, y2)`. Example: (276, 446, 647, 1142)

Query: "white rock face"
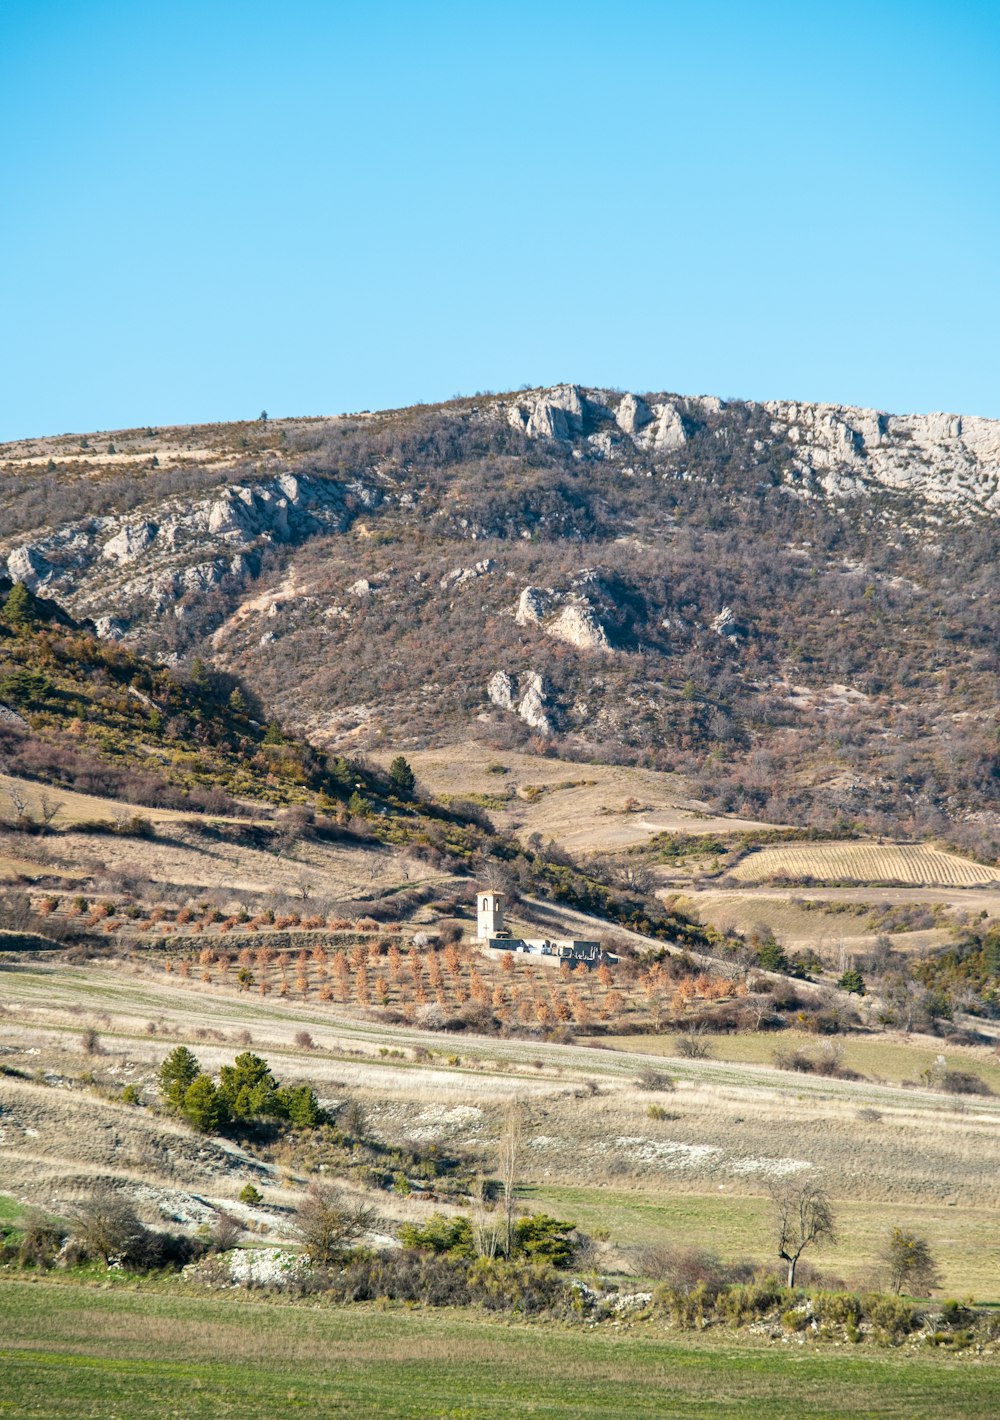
(1, 471, 353, 631)
(349, 578, 374, 597)
(0, 703, 30, 731)
(501, 384, 1000, 515)
(515, 586, 551, 625)
(486, 670, 517, 710)
(546, 600, 611, 651)
(6, 544, 52, 587)
(101, 521, 157, 565)
(763, 400, 1000, 511)
(711, 606, 740, 637)
(615, 392, 653, 435)
(642, 402, 687, 452)
(518, 672, 555, 735)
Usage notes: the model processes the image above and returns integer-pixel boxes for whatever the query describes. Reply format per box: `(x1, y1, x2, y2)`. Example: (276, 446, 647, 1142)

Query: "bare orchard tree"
(770, 1178, 836, 1287)
(498, 1097, 524, 1258)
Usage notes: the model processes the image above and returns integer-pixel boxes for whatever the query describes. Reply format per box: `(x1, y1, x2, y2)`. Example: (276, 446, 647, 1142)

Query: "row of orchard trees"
(158, 939, 745, 1032)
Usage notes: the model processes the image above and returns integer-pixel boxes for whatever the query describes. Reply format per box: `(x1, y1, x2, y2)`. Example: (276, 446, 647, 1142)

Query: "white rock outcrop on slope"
(500, 385, 1000, 515)
(764, 400, 1000, 511)
(486, 670, 517, 710)
(2, 471, 356, 631)
(439, 558, 495, 591)
(515, 586, 552, 625)
(546, 600, 612, 651)
(615, 392, 653, 435)
(518, 672, 555, 735)
(711, 606, 741, 638)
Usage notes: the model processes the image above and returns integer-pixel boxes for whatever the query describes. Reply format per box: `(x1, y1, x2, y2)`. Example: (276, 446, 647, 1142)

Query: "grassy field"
(603, 1029, 1000, 1093)
(2, 1280, 999, 1419)
(371, 745, 770, 853)
(730, 843, 998, 888)
(521, 1183, 1000, 1300)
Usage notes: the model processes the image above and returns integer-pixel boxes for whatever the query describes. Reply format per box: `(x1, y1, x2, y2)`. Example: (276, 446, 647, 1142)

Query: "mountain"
(1, 387, 998, 856)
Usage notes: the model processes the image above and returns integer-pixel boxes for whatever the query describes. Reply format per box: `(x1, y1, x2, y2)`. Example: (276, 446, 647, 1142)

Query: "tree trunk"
(787, 1256, 797, 1288)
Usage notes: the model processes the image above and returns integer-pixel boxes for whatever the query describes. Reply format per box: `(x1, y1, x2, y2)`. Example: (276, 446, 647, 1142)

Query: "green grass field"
(520, 1185, 1000, 1301)
(603, 1030, 1000, 1094)
(1, 1280, 998, 1419)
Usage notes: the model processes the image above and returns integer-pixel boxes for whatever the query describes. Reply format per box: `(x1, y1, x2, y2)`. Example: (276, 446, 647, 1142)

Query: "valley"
(2, 390, 1000, 1412)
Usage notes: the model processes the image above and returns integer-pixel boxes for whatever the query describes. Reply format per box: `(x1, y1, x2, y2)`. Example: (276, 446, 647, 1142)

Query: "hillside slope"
(1, 387, 997, 855)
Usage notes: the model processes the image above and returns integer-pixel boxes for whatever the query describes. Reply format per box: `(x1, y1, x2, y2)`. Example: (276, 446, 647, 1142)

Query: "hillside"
(1, 386, 998, 864)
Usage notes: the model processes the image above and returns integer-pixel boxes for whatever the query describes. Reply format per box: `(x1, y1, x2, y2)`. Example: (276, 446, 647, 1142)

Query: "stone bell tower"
(477, 890, 504, 940)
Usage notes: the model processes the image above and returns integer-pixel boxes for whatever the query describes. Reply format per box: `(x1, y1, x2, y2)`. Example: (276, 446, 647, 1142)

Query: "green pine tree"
(388, 755, 416, 800)
(182, 1075, 228, 1133)
(158, 1045, 201, 1111)
(2, 581, 35, 629)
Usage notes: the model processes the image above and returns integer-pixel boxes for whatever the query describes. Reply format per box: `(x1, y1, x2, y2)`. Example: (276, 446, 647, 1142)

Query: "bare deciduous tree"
(770, 1178, 836, 1287)
(498, 1097, 524, 1258)
(296, 1182, 378, 1265)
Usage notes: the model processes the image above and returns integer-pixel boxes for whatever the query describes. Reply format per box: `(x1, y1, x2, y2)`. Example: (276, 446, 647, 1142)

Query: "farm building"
(474, 890, 615, 965)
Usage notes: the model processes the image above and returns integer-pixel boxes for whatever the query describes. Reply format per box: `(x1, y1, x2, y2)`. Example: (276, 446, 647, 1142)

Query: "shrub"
(297, 1182, 378, 1265)
(940, 1069, 992, 1096)
(861, 1291, 918, 1341)
(238, 1183, 264, 1207)
(635, 1067, 675, 1092)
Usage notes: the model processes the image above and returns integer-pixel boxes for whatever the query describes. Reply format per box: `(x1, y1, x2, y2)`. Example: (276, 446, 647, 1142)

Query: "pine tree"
(388, 755, 416, 800)
(158, 1045, 201, 1111)
(2, 581, 35, 629)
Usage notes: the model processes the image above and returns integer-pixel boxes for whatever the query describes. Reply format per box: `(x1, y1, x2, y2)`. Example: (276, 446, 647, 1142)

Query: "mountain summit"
(1, 386, 997, 855)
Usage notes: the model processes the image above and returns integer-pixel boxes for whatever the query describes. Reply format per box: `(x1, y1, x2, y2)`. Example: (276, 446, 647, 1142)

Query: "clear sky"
(1, 0, 998, 440)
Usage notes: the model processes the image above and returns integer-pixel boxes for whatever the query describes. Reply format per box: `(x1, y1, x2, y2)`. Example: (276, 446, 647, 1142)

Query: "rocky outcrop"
(517, 672, 555, 735)
(764, 400, 1000, 511)
(546, 600, 612, 651)
(485, 669, 556, 735)
(640, 402, 687, 453)
(101, 521, 157, 565)
(514, 583, 614, 651)
(615, 392, 653, 435)
(2, 471, 357, 638)
(515, 586, 552, 626)
(486, 670, 517, 710)
(711, 606, 742, 638)
(439, 558, 494, 591)
(0, 703, 30, 732)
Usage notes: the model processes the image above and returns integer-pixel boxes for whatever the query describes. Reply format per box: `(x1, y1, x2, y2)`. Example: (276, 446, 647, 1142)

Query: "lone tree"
(296, 1181, 377, 1265)
(881, 1227, 940, 1296)
(388, 755, 415, 800)
(2, 581, 36, 630)
(498, 1098, 524, 1258)
(770, 1178, 836, 1287)
(73, 1189, 148, 1265)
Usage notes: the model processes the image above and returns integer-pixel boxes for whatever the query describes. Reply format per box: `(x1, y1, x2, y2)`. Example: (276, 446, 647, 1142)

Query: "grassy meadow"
(2, 1280, 999, 1420)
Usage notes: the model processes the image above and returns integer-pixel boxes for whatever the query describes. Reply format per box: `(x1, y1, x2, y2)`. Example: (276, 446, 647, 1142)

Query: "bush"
(861, 1291, 918, 1342)
(635, 1068, 675, 1091)
(940, 1070, 992, 1096)
(16, 1210, 66, 1269)
(238, 1183, 263, 1206)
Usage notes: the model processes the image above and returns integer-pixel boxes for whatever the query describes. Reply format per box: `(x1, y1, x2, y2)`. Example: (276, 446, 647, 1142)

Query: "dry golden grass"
(675, 892, 954, 958)
(371, 746, 771, 853)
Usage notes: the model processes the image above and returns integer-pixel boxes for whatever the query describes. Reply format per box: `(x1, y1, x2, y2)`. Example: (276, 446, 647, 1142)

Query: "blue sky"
(1, 1, 998, 439)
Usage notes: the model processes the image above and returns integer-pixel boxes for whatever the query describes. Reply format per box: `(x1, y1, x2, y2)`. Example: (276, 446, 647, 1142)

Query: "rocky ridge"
(501, 384, 1000, 513)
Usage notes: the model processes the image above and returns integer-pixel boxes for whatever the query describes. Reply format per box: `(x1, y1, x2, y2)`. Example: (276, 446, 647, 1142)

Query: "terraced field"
(730, 842, 998, 887)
